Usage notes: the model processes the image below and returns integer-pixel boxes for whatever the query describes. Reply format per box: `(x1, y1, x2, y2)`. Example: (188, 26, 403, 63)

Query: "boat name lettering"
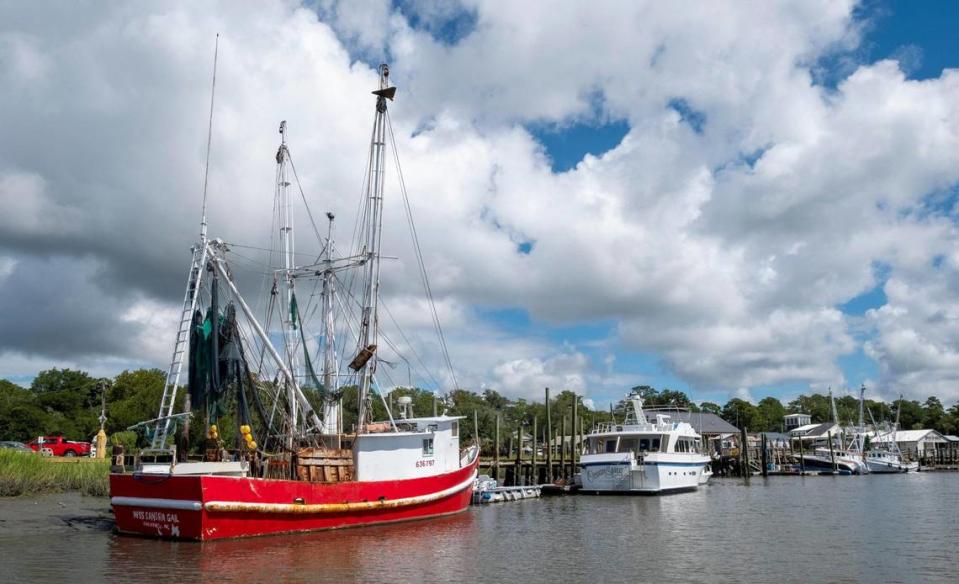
(132, 510, 180, 524)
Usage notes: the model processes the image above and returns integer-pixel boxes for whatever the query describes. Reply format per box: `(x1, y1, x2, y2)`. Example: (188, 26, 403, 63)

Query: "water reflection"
(105, 511, 479, 584)
(5, 474, 958, 584)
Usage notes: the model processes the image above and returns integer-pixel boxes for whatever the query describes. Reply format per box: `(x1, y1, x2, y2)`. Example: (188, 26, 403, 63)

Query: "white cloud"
(1, 1, 958, 405)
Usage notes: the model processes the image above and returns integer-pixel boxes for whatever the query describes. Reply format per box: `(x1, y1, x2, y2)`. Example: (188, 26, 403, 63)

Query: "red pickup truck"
(27, 436, 92, 457)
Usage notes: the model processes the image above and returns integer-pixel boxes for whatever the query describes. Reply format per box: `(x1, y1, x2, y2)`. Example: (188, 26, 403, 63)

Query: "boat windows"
(451, 421, 458, 437)
(639, 439, 650, 452)
(651, 438, 661, 452)
(422, 438, 434, 456)
(605, 439, 617, 453)
(619, 438, 637, 453)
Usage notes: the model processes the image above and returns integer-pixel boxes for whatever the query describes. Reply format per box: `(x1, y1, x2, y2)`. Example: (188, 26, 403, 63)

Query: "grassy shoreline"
(0, 450, 109, 497)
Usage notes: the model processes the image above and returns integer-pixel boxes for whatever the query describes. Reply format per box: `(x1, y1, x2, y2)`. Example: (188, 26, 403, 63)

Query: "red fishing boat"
(110, 59, 479, 540)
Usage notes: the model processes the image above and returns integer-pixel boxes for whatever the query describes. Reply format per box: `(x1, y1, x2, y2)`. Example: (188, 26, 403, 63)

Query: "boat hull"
(579, 458, 709, 494)
(110, 454, 478, 541)
(865, 458, 917, 473)
(794, 454, 863, 474)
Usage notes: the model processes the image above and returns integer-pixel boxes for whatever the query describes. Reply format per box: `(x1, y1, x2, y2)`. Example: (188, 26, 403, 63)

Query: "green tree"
(721, 398, 758, 430)
(699, 402, 722, 415)
(30, 368, 100, 439)
(0, 380, 49, 441)
(788, 394, 831, 423)
(755, 396, 786, 432)
(107, 369, 167, 434)
(922, 396, 946, 432)
(893, 398, 924, 430)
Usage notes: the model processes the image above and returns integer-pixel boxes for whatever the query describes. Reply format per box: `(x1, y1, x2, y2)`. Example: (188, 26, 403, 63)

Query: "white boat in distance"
(579, 393, 711, 494)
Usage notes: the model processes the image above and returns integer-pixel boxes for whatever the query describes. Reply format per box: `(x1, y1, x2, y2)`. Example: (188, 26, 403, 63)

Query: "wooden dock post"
(827, 431, 837, 473)
(474, 410, 479, 450)
(531, 415, 538, 485)
(560, 416, 567, 480)
(571, 395, 578, 477)
(507, 435, 514, 485)
(739, 426, 749, 477)
(494, 413, 500, 482)
(545, 387, 553, 483)
(515, 421, 523, 486)
(761, 433, 768, 477)
(798, 435, 805, 473)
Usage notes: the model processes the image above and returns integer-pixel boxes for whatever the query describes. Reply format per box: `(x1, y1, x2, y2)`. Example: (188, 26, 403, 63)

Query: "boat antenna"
(200, 33, 219, 243)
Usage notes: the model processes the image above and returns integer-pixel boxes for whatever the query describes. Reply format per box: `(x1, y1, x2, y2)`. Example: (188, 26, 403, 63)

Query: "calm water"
(2, 474, 958, 583)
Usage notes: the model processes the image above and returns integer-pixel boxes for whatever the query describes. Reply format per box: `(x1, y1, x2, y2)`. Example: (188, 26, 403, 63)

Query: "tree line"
(2, 370, 959, 451)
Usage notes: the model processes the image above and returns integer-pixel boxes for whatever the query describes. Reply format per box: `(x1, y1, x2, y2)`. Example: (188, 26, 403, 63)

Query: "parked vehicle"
(0, 441, 32, 451)
(26, 436, 92, 457)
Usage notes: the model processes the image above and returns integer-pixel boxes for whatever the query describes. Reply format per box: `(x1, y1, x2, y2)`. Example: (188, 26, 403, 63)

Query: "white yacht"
(579, 393, 711, 494)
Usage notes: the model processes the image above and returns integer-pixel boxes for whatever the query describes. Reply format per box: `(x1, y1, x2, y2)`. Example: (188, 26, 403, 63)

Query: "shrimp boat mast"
(110, 64, 479, 541)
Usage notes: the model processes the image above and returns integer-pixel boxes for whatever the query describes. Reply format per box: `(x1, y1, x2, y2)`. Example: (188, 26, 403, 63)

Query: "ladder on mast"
(152, 243, 208, 448)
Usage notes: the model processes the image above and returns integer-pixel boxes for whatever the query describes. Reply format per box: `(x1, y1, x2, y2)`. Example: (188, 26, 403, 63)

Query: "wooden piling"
(494, 413, 500, 482)
(515, 422, 523, 486)
(473, 410, 479, 450)
(507, 435, 513, 485)
(531, 415, 538, 486)
(798, 435, 805, 473)
(545, 387, 553, 483)
(761, 433, 768, 477)
(827, 431, 837, 473)
(739, 426, 749, 477)
(560, 416, 567, 480)
(572, 395, 578, 475)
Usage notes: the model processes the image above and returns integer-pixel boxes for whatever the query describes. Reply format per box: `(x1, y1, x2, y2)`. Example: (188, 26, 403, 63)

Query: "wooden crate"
(295, 448, 355, 483)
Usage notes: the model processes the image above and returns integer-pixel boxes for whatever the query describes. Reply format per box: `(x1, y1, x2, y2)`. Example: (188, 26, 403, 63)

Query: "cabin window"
(639, 439, 650, 451)
(620, 438, 637, 453)
(422, 438, 434, 456)
(605, 439, 617, 453)
(451, 421, 459, 437)
(651, 438, 661, 452)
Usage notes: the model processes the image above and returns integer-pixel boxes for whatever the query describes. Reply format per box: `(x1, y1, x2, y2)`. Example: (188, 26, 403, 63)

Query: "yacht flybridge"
(579, 393, 711, 494)
(110, 63, 478, 540)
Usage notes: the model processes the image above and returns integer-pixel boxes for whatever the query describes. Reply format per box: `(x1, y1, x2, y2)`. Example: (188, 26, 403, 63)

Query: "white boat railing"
(592, 421, 678, 434)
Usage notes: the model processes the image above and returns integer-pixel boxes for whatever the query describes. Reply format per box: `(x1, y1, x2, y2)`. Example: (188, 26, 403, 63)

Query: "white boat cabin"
(356, 416, 464, 481)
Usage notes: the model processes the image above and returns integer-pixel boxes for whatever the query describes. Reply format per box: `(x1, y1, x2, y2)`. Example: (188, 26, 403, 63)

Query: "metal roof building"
(643, 411, 739, 435)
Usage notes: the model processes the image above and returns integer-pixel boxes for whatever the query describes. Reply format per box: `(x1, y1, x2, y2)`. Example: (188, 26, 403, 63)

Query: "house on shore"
(868, 429, 949, 457)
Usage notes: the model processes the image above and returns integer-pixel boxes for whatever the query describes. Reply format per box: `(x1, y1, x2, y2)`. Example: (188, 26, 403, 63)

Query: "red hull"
(110, 454, 478, 541)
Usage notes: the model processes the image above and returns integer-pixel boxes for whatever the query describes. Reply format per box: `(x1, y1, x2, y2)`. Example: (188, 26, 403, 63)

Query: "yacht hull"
(579, 458, 709, 494)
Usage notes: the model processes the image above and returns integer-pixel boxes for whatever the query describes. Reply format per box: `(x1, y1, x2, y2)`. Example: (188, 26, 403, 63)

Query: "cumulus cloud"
(1, 1, 958, 404)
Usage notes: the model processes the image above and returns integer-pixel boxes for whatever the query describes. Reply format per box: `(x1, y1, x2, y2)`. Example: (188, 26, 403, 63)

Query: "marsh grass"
(0, 450, 109, 497)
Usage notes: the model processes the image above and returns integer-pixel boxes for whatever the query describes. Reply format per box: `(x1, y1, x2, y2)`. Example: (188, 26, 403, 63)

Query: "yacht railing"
(592, 421, 678, 434)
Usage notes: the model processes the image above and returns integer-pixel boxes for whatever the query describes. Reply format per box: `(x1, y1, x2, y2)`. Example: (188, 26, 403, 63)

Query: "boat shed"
(871, 429, 948, 457)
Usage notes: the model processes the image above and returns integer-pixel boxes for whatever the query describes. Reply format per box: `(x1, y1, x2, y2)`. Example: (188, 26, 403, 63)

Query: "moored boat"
(578, 392, 710, 494)
(110, 62, 479, 540)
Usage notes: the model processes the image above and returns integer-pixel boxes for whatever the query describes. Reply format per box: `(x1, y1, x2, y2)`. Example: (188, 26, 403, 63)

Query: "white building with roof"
(868, 429, 948, 457)
(784, 413, 811, 431)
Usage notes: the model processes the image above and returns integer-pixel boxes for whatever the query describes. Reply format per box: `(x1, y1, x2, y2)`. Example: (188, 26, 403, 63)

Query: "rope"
(385, 111, 459, 390)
